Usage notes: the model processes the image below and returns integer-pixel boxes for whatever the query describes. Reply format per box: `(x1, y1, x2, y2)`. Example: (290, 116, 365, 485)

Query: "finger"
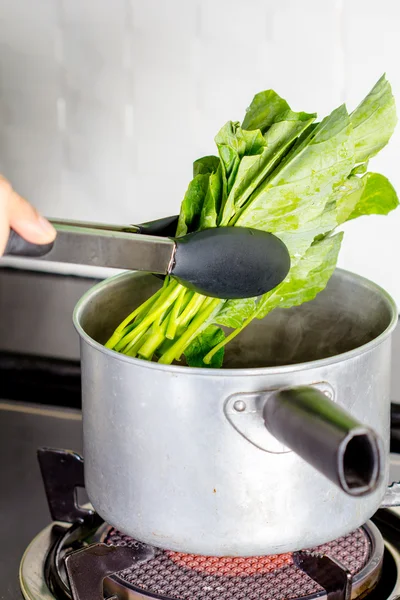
(8, 189, 56, 245)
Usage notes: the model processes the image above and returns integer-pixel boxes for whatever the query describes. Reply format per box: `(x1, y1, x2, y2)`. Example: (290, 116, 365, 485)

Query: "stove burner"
(102, 526, 372, 600)
(20, 447, 389, 600)
(165, 550, 293, 576)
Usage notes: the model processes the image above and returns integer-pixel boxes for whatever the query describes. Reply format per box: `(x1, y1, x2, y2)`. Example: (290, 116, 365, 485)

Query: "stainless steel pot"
(74, 268, 399, 557)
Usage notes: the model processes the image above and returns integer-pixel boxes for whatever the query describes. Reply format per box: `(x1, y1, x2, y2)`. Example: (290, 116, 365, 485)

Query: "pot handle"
(263, 386, 384, 497)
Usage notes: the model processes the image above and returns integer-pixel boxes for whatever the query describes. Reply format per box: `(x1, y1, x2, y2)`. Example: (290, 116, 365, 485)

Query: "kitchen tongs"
(4, 216, 290, 299)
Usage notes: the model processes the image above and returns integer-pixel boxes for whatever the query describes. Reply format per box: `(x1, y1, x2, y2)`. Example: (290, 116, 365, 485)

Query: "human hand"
(0, 176, 56, 256)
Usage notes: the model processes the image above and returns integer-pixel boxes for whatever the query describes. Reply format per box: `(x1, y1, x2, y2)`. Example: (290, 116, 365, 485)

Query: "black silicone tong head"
(172, 226, 290, 299)
(4, 216, 291, 300)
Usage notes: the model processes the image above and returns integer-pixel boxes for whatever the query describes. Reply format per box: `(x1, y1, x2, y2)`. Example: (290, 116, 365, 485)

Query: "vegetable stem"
(203, 314, 254, 364)
(115, 282, 181, 353)
(158, 298, 222, 365)
(178, 293, 207, 326)
(138, 320, 168, 360)
(166, 287, 187, 340)
(105, 287, 164, 349)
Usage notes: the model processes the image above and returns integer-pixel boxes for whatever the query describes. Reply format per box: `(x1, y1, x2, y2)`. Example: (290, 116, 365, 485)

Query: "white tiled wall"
(1, 0, 400, 303)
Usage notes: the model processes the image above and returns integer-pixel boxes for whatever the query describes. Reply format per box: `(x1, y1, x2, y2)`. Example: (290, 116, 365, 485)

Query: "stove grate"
(104, 527, 370, 600)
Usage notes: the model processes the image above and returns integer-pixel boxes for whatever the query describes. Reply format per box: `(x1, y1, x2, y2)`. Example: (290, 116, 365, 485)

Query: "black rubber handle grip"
(4, 229, 54, 257)
(172, 227, 290, 299)
(264, 386, 383, 497)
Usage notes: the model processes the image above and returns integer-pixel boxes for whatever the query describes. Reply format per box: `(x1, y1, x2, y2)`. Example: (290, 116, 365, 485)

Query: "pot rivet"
(233, 400, 246, 412)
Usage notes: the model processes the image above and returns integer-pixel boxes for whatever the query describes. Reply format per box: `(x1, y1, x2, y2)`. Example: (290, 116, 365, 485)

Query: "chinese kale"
(106, 75, 398, 367)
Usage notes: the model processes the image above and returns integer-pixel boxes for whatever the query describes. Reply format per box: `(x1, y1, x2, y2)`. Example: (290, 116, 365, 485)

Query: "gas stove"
(21, 508, 392, 600)
(20, 511, 393, 600)
(14, 443, 400, 600)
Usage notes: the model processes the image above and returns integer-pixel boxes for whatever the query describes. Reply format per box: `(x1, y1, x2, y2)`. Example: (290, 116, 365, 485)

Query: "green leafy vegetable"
(176, 174, 210, 236)
(342, 172, 398, 222)
(350, 74, 397, 163)
(242, 89, 290, 132)
(234, 105, 354, 244)
(215, 298, 258, 329)
(106, 75, 398, 367)
(220, 110, 317, 226)
(193, 156, 220, 176)
(184, 325, 226, 368)
(199, 166, 223, 229)
(256, 233, 344, 317)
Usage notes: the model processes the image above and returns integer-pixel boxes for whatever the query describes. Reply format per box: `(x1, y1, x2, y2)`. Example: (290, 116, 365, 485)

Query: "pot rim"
(73, 268, 398, 377)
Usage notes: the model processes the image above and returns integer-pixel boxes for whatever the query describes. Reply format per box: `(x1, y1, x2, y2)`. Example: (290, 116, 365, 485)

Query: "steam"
(222, 273, 391, 369)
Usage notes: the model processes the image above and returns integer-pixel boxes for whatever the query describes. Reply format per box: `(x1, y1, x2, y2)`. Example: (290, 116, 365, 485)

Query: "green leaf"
(215, 297, 257, 329)
(350, 74, 397, 163)
(199, 166, 223, 229)
(176, 174, 210, 236)
(215, 122, 243, 179)
(220, 110, 316, 225)
(193, 155, 220, 177)
(184, 325, 225, 368)
(240, 128, 268, 155)
(215, 122, 266, 191)
(255, 233, 343, 319)
(345, 172, 399, 222)
(242, 89, 290, 132)
(277, 170, 398, 256)
(215, 123, 266, 163)
(333, 175, 365, 225)
(276, 198, 338, 258)
(236, 104, 354, 256)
